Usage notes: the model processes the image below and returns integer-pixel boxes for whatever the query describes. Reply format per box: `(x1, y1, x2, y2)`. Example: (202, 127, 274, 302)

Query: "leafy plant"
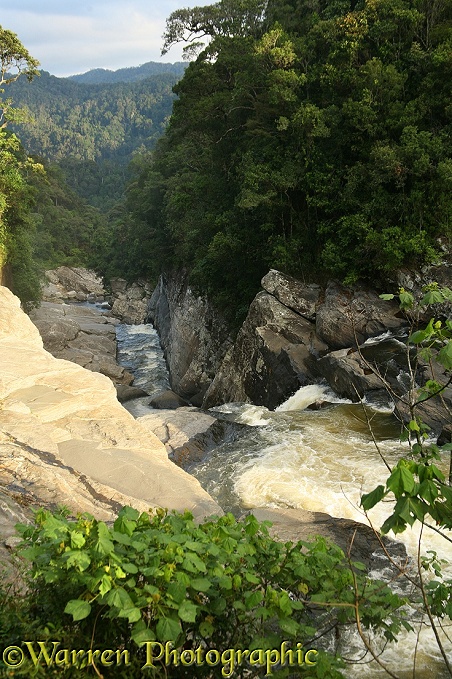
(360, 282, 452, 676)
(0, 507, 409, 677)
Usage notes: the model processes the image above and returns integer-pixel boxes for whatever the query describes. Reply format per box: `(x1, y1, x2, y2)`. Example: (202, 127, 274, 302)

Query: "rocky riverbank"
(0, 286, 221, 526)
(149, 266, 452, 442)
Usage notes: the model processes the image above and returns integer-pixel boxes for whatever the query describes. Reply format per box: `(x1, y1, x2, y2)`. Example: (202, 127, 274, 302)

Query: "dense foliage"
(0, 507, 408, 678)
(9, 69, 184, 210)
(0, 24, 42, 306)
(111, 0, 452, 323)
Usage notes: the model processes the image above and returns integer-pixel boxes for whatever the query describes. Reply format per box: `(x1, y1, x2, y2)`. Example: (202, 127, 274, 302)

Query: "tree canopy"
(110, 0, 452, 325)
(0, 26, 41, 306)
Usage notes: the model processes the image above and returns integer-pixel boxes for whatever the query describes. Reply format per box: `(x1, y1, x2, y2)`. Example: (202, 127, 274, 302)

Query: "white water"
(114, 325, 452, 678)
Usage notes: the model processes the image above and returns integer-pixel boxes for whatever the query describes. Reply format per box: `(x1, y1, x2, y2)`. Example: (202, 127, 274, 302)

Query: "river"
(115, 321, 452, 679)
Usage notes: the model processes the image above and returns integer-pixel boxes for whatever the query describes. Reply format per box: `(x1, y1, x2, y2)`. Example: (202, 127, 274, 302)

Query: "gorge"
(1, 263, 450, 678)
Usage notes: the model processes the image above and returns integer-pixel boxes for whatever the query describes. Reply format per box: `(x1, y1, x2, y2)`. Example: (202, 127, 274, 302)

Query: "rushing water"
(115, 322, 452, 678)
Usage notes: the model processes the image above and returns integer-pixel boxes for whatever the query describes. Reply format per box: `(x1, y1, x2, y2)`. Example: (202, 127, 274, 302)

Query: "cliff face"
(146, 266, 450, 441)
(0, 286, 221, 521)
(147, 273, 232, 406)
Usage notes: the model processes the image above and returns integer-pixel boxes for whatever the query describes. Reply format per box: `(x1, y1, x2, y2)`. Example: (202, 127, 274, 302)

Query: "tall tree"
(0, 25, 41, 306)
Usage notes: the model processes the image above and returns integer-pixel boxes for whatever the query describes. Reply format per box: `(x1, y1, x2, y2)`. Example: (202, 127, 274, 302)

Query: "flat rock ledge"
(29, 301, 133, 385)
(0, 286, 221, 525)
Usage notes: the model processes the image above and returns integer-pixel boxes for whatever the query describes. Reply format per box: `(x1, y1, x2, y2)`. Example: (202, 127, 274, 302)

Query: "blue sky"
(1, 0, 202, 77)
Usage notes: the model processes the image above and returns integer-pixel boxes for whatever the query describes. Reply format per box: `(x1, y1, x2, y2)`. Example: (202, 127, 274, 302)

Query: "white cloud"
(1, 1, 192, 77)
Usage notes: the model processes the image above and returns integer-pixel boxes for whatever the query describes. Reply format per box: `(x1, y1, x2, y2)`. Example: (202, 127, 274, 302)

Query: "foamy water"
(114, 322, 452, 679)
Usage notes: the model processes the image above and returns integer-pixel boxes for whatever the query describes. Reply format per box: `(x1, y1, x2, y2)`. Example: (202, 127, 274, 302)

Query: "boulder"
(116, 385, 149, 403)
(261, 269, 321, 321)
(149, 389, 191, 409)
(139, 407, 217, 459)
(42, 267, 105, 302)
(109, 278, 152, 324)
(316, 281, 406, 349)
(203, 291, 328, 410)
(248, 507, 406, 569)
(29, 301, 133, 385)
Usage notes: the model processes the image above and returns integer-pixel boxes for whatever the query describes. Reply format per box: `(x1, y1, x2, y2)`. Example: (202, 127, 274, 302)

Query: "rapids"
(115, 322, 452, 679)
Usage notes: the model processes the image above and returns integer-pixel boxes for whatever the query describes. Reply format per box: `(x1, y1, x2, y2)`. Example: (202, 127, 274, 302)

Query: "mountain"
(68, 61, 186, 84)
(8, 67, 184, 209)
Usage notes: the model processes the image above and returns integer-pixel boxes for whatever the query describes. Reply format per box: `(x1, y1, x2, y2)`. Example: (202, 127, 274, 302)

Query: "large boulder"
(0, 286, 221, 520)
(29, 302, 133, 386)
(43, 267, 105, 302)
(316, 282, 406, 349)
(261, 269, 321, 321)
(203, 291, 328, 410)
(109, 278, 153, 324)
(249, 507, 406, 569)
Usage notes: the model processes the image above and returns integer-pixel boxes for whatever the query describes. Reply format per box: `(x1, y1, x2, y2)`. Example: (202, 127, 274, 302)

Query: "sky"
(1, 0, 204, 77)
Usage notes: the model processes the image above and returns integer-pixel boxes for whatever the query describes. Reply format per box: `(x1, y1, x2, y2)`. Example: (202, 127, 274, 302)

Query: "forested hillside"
(106, 0, 451, 324)
(8, 68, 183, 209)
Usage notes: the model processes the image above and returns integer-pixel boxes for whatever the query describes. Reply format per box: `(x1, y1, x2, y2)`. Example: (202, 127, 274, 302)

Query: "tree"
(0, 24, 39, 127)
(124, 0, 451, 326)
(0, 26, 41, 306)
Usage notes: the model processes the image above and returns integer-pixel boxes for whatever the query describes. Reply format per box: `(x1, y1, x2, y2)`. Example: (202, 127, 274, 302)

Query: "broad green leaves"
(14, 506, 407, 677)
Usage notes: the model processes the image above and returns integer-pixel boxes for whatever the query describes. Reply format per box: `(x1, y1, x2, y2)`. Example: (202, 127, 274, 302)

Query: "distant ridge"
(68, 60, 187, 84)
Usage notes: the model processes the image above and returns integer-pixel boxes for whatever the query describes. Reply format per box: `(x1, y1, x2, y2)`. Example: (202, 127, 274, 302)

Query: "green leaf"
(64, 599, 92, 621)
(106, 586, 134, 610)
(131, 620, 155, 646)
(118, 607, 142, 623)
(199, 620, 214, 637)
(190, 577, 212, 592)
(94, 522, 114, 555)
(399, 291, 414, 309)
(409, 329, 430, 344)
(156, 616, 181, 642)
(421, 290, 444, 305)
(70, 530, 86, 549)
(278, 617, 300, 636)
(65, 550, 91, 571)
(178, 600, 198, 622)
(437, 342, 452, 370)
(99, 573, 113, 596)
(387, 467, 415, 495)
(361, 485, 386, 510)
(379, 294, 395, 300)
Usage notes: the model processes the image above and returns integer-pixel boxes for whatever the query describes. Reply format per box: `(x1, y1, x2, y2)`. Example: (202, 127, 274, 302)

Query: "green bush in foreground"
(0, 507, 408, 678)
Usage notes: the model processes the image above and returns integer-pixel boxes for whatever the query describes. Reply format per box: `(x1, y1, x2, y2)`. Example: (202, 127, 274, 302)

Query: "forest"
(1, 0, 451, 319)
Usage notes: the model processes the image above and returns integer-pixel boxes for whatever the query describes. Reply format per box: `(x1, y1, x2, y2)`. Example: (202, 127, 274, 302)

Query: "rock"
(0, 285, 221, 520)
(148, 273, 231, 403)
(316, 281, 406, 349)
(139, 407, 218, 458)
(29, 301, 132, 386)
(203, 291, 328, 410)
(116, 385, 149, 403)
(317, 334, 418, 401)
(317, 348, 384, 400)
(109, 278, 152, 324)
(42, 267, 105, 302)
(149, 390, 191, 409)
(261, 269, 321, 321)
(248, 507, 406, 569)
